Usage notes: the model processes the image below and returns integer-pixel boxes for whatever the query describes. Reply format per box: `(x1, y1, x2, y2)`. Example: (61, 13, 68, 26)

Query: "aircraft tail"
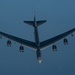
(23, 20, 46, 27)
(37, 20, 47, 26)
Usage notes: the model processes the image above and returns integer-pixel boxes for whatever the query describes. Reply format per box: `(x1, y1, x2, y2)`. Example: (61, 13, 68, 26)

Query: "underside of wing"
(0, 31, 37, 49)
(40, 28, 75, 49)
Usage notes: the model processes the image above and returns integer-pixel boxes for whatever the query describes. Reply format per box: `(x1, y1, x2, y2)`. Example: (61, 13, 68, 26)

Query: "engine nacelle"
(7, 40, 11, 47)
(63, 38, 68, 45)
(71, 34, 73, 37)
(52, 44, 57, 51)
(0, 35, 2, 39)
(19, 45, 24, 52)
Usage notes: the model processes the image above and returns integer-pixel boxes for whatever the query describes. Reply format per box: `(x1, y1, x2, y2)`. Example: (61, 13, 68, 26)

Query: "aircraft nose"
(38, 59, 42, 64)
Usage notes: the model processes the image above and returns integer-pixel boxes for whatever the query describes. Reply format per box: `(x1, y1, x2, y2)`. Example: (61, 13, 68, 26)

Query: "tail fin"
(23, 20, 46, 27)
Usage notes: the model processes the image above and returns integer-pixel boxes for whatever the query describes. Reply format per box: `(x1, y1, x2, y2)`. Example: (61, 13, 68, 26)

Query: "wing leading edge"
(40, 28, 75, 49)
(0, 31, 37, 49)
(0, 28, 75, 50)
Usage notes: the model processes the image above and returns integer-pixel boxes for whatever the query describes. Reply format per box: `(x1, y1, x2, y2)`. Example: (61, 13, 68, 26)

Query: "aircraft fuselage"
(34, 16, 42, 63)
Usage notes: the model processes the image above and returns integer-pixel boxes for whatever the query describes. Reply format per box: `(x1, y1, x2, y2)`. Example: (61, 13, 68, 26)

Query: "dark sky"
(0, 0, 75, 75)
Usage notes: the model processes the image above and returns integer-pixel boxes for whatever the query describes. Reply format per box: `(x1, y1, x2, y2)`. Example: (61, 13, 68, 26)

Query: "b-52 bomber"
(0, 15, 75, 63)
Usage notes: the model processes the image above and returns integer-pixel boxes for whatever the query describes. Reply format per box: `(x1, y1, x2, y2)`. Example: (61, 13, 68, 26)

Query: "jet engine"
(63, 38, 68, 45)
(71, 34, 73, 37)
(52, 44, 57, 51)
(19, 45, 24, 52)
(7, 40, 11, 47)
(0, 35, 2, 39)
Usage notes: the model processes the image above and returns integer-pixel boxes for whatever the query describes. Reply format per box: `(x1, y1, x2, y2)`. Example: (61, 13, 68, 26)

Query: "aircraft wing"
(0, 31, 37, 49)
(40, 28, 75, 49)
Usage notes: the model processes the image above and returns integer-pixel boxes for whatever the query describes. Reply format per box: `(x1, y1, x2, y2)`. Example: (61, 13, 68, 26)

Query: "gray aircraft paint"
(0, 0, 75, 75)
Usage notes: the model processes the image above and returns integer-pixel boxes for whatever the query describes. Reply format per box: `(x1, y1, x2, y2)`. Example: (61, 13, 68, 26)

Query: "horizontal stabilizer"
(24, 20, 46, 27)
(24, 21, 34, 26)
(37, 20, 47, 26)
